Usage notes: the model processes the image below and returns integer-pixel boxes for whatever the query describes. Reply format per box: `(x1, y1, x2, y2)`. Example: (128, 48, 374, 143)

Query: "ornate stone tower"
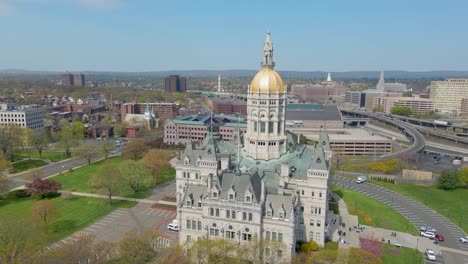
(244, 33, 287, 160)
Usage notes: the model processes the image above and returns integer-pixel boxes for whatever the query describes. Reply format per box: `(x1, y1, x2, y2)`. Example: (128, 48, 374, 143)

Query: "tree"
(0, 151, 11, 194)
(390, 106, 412, 116)
(26, 128, 49, 158)
(300, 241, 319, 252)
(122, 139, 148, 160)
(31, 200, 58, 234)
(459, 168, 468, 186)
(74, 143, 98, 164)
(25, 178, 62, 198)
(99, 140, 115, 159)
(24, 167, 42, 181)
(141, 150, 172, 185)
(118, 229, 158, 264)
(57, 120, 84, 157)
(89, 163, 124, 205)
(0, 124, 25, 160)
(114, 121, 128, 137)
(438, 170, 460, 190)
(0, 219, 42, 264)
(120, 160, 149, 193)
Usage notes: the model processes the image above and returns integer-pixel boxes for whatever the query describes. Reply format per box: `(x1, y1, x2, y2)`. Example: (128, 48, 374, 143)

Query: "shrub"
(6, 189, 31, 199)
(300, 241, 319, 252)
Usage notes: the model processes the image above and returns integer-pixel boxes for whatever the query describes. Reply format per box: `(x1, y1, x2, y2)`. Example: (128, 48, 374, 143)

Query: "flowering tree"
(25, 178, 62, 198)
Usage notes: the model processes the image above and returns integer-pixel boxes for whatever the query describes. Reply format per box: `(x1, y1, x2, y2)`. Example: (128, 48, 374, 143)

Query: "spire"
(261, 32, 275, 69)
(327, 72, 332, 82)
(376, 70, 385, 91)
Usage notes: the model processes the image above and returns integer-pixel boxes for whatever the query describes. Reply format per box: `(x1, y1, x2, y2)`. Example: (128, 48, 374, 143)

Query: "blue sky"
(1, 0, 467, 72)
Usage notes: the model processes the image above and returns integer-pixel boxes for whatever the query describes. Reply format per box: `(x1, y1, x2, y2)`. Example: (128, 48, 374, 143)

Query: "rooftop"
(286, 105, 342, 121)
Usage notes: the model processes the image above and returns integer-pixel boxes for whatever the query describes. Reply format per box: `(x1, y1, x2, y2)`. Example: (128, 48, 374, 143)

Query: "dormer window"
(279, 212, 284, 219)
(229, 194, 234, 201)
(245, 196, 251, 203)
(184, 156, 190, 165)
(198, 201, 202, 207)
(316, 158, 321, 163)
(213, 192, 218, 199)
(186, 200, 191, 207)
(267, 210, 272, 217)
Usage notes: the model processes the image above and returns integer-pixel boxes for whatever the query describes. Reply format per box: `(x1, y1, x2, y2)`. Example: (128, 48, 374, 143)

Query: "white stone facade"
(175, 33, 331, 262)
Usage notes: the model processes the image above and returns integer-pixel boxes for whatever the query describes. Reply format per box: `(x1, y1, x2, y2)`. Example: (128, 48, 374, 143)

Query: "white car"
(420, 231, 435, 239)
(167, 223, 179, 231)
(460, 236, 468, 243)
(420, 226, 437, 233)
(356, 176, 367, 184)
(426, 249, 436, 261)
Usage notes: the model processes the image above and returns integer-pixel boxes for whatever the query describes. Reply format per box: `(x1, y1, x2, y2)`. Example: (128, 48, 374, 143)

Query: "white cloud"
(0, 1, 19, 16)
(74, 0, 120, 9)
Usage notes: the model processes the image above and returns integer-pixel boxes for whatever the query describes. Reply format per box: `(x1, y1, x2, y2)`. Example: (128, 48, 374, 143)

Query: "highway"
(341, 110, 426, 159)
(333, 175, 468, 264)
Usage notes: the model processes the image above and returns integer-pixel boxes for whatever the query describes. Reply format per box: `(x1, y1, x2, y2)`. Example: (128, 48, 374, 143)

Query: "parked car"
(420, 226, 437, 233)
(435, 233, 444, 242)
(460, 236, 468, 243)
(426, 249, 436, 261)
(356, 176, 367, 184)
(167, 223, 179, 232)
(420, 231, 435, 239)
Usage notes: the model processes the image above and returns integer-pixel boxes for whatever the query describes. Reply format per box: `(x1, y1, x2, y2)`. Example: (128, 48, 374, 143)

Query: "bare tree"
(30, 200, 58, 234)
(26, 128, 50, 158)
(74, 143, 98, 165)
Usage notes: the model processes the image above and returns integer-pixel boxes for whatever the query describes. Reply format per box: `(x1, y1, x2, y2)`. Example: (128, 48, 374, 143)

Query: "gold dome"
(250, 67, 285, 93)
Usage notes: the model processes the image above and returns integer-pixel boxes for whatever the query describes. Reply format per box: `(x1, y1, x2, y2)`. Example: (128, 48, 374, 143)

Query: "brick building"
(165, 75, 186, 93)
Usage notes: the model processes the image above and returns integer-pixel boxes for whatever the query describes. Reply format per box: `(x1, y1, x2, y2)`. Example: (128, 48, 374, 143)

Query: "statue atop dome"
(261, 32, 275, 69)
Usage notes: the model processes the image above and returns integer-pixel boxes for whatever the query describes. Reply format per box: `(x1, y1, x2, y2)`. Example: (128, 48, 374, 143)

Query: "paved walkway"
(65, 191, 177, 206)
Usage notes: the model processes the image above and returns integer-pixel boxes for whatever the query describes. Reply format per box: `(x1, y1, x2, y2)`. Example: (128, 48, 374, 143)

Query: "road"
(332, 175, 468, 264)
(3, 153, 103, 191)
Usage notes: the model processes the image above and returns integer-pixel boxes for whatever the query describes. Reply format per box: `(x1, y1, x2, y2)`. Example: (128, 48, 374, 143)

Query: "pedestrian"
(349, 227, 351, 232)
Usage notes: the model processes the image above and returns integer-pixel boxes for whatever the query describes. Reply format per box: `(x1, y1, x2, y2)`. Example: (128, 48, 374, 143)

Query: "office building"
(0, 104, 44, 129)
(165, 75, 187, 93)
(175, 33, 332, 262)
(430, 79, 468, 113)
(290, 73, 348, 102)
(207, 96, 247, 115)
(373, 97, 434, 114)
(120, 102, 177, 122)
(164, 114, 247, 145)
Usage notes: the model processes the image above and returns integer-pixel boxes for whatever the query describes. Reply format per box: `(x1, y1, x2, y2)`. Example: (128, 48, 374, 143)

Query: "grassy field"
(381, 244, 423, 264)
(332, 186, 418, 235)
(16, 150, 68, 162)
(12, 159, 48, 173)
(371, 180, 468, 233)
(337, 158, 413, 175)
(0, 195, 136, 245)
(53, 156, 176, 199)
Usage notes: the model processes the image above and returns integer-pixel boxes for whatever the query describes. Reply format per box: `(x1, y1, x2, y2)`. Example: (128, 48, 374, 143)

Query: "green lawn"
(12, 159, 48, 173)
(381, 244, 424, 264)
(16, 150, 68, 162)
(0, 195, 136, 245)
(53, 156, 176, 199)
(332, 186, 418, 235)
(371, 180, 468, 233)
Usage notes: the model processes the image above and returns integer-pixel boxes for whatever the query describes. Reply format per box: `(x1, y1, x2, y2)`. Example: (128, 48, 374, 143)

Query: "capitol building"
(175, 33, 332, 261)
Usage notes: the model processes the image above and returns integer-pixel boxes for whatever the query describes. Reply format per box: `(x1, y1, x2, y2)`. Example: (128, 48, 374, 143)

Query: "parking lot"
(50, 184, 179, 250)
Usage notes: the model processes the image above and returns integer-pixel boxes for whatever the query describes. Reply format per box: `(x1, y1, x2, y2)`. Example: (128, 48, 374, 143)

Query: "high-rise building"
(73, 73, 85, 87)
(61, 73, 74, 86)
(61, 73, 85, 87)
(175, 33, 332, 262)
(430, 79, 468, 113)
(120, 102, 177, 122)
(165, 75, 187, 92)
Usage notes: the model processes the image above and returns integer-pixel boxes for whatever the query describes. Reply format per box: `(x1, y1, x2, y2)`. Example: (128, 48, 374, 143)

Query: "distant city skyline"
(1, 0, 468, 72)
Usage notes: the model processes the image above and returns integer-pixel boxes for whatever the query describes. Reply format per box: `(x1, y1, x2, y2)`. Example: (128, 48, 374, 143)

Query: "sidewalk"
(331, 193, 360, 248)
(67, 191, 177, 206)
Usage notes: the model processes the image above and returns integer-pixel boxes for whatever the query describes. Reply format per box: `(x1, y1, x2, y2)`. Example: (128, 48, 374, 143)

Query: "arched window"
(215, 208, 220, 217)
(226, 210, 230, 218)
(210, 208, 214, 216)
(248, 213, 253, 221)
(243, 212, 247, 221)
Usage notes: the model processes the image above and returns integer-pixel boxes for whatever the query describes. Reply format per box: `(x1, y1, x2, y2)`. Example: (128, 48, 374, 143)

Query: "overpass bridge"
(340, 109, 426, 160)
(341, 109, 468, 146)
